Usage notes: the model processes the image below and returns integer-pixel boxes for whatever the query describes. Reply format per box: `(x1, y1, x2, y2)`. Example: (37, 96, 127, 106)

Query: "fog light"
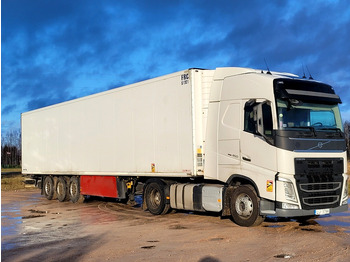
(342, 198, 348, 206)
(282, 202, 299, 209)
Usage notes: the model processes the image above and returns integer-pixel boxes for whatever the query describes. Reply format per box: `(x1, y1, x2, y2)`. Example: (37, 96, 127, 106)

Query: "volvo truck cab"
(248, 77, 347, 219)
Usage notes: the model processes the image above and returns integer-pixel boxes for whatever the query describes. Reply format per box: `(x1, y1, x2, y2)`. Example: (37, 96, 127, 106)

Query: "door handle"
(242, 156, 251, 162)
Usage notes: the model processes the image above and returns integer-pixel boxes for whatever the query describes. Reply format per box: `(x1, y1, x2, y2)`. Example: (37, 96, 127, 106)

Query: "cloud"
(2, 105, 16, 116)
(2, 0, 350, 136)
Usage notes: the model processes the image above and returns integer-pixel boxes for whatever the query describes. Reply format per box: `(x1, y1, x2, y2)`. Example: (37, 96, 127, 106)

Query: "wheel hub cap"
(235, 193, 253, 218)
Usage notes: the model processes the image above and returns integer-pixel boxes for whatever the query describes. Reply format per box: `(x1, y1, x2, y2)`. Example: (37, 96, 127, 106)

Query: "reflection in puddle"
(316, 220, 350, 228)
(263, 224, 285, 228)
(315, 200, 350, 233)
(263, 200, 350, 233)
(1, 192, 41, 250)
(2, 205, 23, 237)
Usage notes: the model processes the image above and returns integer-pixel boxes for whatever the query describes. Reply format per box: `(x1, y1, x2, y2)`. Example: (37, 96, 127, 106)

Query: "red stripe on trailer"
(80, 176, 118, 198)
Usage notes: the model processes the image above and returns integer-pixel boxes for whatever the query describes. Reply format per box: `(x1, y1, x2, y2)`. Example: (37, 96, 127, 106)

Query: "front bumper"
(275, 204, 348, 217)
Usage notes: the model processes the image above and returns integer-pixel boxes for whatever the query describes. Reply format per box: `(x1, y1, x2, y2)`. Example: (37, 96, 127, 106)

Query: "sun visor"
(274, 78, 342, 104)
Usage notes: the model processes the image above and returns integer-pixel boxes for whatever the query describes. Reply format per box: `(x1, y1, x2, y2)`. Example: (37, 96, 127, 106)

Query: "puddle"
(141, 245, 156, 249)
(263, 224, 285, 228)
(2, 205, 23, 237)
(314, 200, 350, 233)
(22, 215, 46, 219)
(28, 209, 47, 214)
(274, 254, 293, 259)
(316, 220, 350, 227)
(263, 200, 350, 233)
(299, 227, 322, 232)
(328, 212, 350, 217)
(1, 192, 41, 250)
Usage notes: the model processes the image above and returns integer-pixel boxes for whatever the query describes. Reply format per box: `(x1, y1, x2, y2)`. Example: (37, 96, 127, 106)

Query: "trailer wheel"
(230, 185, 264, 227)
(56, 177, 69, 202)
(145, 182, 169, 215)
(69, 176, 84, 203)
(43, 176, 55, 200)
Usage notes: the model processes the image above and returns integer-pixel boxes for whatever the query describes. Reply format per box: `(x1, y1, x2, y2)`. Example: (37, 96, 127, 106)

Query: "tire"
(56, 177, 69, 202)
(230, 185, 264, 227)
(43, 176, 55, 200)
(69, 176, 84, 203)
(144, 182, 169, 215)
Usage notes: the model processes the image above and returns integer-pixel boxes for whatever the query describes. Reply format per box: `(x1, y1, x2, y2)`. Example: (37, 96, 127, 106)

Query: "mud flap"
(222, 186, 235, 217)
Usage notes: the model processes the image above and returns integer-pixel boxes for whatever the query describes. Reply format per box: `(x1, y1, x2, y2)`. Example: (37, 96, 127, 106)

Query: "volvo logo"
(308, 140, 331, 150)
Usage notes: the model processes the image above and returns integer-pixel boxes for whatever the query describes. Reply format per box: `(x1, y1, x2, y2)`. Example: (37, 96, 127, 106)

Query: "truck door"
(240, 100, 277, 198)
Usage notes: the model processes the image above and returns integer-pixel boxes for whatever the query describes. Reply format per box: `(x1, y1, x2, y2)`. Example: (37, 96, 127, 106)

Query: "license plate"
(314, 209, 330, 215)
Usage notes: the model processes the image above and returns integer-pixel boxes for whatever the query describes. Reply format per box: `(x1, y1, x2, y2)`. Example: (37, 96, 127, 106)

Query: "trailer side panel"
(22, 71, 197, 176)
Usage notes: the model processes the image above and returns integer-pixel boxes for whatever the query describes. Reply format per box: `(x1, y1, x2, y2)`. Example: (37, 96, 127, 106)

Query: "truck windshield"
(277, 99, 343, 131)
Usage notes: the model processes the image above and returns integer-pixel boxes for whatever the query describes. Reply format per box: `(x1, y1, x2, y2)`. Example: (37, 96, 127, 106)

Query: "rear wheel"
(230, 185, 264, 227)
(69, 176, 84, 203)
(43, 176, 55, 200)
(145, 182, 169, 215)
(56, 177, 69, 202)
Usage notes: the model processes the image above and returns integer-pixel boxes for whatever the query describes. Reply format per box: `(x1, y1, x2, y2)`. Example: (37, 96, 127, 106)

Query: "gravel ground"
(1, 189, 350, 262)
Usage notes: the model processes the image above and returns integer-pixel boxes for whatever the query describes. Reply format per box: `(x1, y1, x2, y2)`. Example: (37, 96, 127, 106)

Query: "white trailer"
(22, 67, 348, 226)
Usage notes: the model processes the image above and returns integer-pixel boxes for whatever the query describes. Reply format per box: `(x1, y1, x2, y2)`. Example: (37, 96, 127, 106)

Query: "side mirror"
(253, 103, 264, 136)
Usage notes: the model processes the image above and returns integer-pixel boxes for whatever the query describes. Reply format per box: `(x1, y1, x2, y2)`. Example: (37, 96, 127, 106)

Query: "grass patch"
(1, 167, 22, 173)
(1, 176, 26, 191)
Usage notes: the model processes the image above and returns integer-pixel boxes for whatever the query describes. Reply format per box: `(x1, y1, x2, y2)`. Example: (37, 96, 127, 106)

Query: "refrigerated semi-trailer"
(22, 67, 348, 226)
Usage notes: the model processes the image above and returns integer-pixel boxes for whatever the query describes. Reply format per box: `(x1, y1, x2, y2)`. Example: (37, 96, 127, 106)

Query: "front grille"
(294, 158, 343, 210)
(299, 182, 341, 192)
(295, 158, 343, 176)
(302, 196, 339, 206)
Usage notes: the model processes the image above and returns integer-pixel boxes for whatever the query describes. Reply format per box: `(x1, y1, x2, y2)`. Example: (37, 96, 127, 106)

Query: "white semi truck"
(22, 67, 348, 226)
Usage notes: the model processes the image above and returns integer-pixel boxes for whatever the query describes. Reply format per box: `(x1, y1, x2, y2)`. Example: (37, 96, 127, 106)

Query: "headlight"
(278, 177, 297, 203)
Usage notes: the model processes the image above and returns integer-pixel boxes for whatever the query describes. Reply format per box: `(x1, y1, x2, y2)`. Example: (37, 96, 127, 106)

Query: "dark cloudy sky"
(2, 0, 350, 134)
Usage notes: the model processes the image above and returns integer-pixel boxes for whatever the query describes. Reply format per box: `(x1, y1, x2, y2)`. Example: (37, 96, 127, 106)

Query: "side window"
(262, 103, 273, 136)
(244, 100, 257, 134)
(244, 100, 273, 137)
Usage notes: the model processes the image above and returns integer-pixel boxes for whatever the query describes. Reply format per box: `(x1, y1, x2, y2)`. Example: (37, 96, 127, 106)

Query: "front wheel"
(230, 185, 264, 227)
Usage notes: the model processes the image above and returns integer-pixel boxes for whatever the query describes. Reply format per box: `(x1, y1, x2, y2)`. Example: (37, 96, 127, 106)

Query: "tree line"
(1, 123, 350, 168)
(1, 130, 21, 168)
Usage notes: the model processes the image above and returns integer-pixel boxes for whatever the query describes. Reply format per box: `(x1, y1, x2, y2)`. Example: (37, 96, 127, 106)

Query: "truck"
(22, 67, 348, 227)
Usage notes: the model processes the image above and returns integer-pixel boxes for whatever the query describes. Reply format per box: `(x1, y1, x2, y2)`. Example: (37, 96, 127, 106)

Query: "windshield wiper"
(288, 126, 316, 136)
(319, 128, 343, 137)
